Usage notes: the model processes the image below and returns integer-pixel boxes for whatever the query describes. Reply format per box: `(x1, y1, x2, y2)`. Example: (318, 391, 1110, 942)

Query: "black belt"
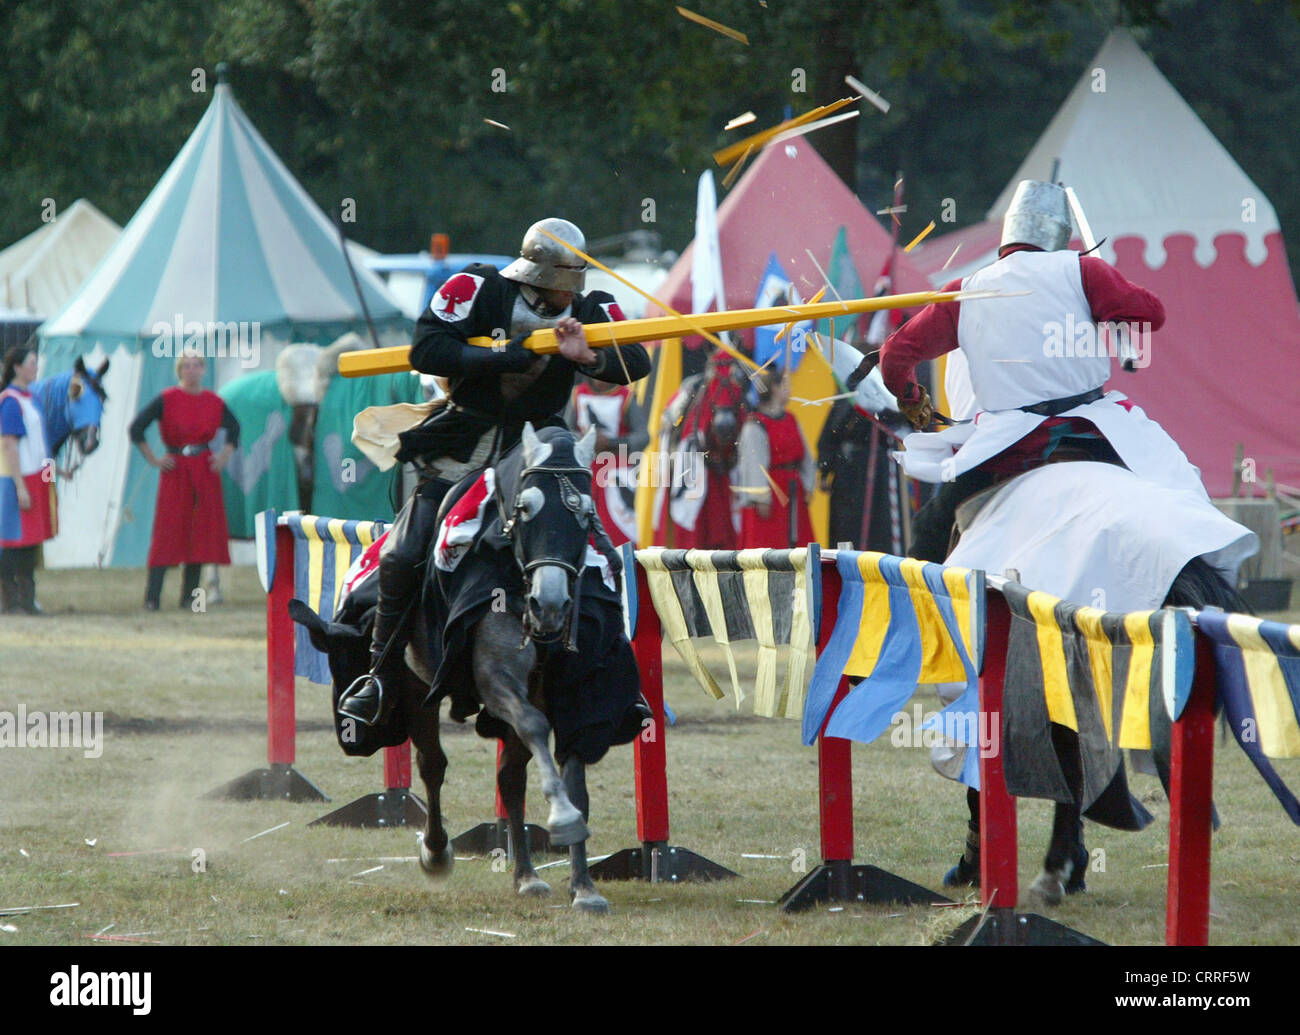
(1019, 387, 1104, 418)
(166, 444, 209, 457)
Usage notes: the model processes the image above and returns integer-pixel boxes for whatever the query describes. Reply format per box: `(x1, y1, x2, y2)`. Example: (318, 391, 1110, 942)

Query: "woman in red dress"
(736, 368, 815, 549)
(129, 354, 239, 610)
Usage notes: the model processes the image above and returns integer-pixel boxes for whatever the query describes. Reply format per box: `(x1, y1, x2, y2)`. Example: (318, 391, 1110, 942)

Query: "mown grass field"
(1, 566, 1298, 946)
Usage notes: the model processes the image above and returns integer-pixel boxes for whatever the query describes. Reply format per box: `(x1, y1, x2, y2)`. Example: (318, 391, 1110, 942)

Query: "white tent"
(0, 199, 121, 318)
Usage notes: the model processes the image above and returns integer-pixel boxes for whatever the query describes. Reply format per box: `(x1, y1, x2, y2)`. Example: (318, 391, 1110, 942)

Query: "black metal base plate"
(450, 819, 558, 858)
(779, 861, 952, 913)
(943, 908, 1106, 946)
(203, 763, 330, 803)
(309, 788, 428, 828)
(589, 842, 739, 883)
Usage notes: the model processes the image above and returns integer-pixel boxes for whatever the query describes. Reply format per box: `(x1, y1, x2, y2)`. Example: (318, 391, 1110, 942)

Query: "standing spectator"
(816, 397, 895, 552)
(0, 344, 54, 614)
(735, 368, 814, 549)
(130, 352, 239, 610)
(569, 373, 647, 545)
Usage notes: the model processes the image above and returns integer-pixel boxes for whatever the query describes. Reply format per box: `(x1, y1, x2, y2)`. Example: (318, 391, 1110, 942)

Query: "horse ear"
(574, 425, 597, 468)
(521, 422, 541, 465)
(74, 356, 87, 375)
(96, 359, 110, 379)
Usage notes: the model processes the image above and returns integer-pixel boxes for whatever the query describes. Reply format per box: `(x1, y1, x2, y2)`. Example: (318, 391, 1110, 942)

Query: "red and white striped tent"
(910, 28, 1300, 498)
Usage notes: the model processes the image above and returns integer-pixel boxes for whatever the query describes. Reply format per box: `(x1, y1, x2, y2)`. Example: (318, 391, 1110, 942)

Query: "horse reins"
(496, 458, 623, 652)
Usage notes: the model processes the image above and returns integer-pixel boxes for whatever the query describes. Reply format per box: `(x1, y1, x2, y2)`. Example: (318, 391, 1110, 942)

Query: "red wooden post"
(631, 562, 670, 843)
(267, 524, 297, 767)
(383, 742, 411, 790)
(979, 590, 1017, 908)
(1166, 629, 1216, 946)
(816, 562, 854, 861)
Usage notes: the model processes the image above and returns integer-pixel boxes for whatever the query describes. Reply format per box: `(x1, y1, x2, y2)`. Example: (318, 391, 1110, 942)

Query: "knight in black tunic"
(340, 218, 651, 725)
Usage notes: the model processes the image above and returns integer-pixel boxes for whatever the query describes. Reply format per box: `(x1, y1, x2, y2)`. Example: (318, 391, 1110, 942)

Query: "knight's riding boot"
(944, 822, 982, 888)
(144, 566, 166, 611)
(338, 486, 445, 726)
(944, 787, 982, 888)
(180, 563, 202, 610)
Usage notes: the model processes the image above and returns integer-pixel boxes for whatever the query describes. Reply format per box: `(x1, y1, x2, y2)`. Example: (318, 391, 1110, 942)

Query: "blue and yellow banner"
(802, 551, 984, 750)
(1196, 610, 1300, 824)
(283, 514, 388, 684)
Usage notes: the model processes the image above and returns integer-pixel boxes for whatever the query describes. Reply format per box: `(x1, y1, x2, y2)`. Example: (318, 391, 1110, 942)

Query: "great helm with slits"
(999, 180, 1073, 254)
(501, 218, 588, 292)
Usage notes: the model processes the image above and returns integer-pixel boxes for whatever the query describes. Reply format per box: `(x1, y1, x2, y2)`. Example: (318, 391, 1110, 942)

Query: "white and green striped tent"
(39, 67, 411, 568)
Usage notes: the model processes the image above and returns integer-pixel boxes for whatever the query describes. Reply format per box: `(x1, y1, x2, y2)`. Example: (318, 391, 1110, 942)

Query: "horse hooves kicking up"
(418, 836, 455, 880)
(571, 888, 610, 914)
(515, 874, 552, 897)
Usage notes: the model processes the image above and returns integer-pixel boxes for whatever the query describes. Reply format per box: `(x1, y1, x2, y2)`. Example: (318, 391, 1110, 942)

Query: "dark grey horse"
(295, 423, 631, 912)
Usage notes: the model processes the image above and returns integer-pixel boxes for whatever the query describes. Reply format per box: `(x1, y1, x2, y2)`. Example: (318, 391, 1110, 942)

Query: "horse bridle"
(57, 369, 108, 479)
(495, 460, 623, 651)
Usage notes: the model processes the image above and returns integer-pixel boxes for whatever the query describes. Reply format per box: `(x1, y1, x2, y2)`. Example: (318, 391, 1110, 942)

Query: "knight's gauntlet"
(899, 383, 933, 431)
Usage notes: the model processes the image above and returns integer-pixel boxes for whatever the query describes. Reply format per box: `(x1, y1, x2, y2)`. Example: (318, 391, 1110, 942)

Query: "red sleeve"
(1079, 256, 1165, 330)
(879, 277, 962, 399)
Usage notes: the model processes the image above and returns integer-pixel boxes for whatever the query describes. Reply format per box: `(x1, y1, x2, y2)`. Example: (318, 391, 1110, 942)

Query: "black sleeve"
(816, 399, 851, 472)
(129, 394, 165, 443)
(573, 291, 651, 385)
(621, 393, 650, 453)
(220, 402, 240, 448)
(409, 265, 523, 377)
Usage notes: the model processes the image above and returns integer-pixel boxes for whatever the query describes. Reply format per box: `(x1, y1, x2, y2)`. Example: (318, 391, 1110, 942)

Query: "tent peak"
(216, 62, 230, 86)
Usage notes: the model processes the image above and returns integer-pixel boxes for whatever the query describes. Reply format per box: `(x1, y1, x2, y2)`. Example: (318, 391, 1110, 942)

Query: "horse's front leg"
(408, 683, 453, 879)
(499, 731, 550, 897)
(1029, 725, 1089, 906)
(472, 617, 588, 846)
(561, 755, 609, 914)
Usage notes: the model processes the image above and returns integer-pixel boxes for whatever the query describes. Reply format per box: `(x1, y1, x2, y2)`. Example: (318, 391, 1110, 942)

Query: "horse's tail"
(1165, 555, 1252, 614)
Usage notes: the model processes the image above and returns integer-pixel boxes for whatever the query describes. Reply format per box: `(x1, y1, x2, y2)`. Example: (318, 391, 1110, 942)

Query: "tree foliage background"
(2, 0, 1298, 283)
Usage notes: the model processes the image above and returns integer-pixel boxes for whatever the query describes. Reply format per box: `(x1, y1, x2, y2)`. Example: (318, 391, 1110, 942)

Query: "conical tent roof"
(910, 28, 1300, 498)
(641, 139, 932, 543)
(0, 199, 121, 317)
(653, 139, 933, 321)
(987, 28, 1279, 268)
(41, 69, 407, 354)
(36, 69, 411, 569)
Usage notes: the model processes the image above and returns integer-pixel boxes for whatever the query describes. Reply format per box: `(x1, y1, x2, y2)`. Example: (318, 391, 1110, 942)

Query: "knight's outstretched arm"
(878, 277, 963, 402)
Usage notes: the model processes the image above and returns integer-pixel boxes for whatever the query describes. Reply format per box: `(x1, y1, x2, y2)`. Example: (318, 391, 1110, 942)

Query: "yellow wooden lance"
(338, 288, 976, 377)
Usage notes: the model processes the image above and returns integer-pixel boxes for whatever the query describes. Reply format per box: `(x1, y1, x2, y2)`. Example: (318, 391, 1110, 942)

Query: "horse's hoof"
(547, 809, 590, 847)
(571, 889, 610, 915)
(418, 836, 455, 880)
(516, 874, 552, 898)
(1028, 869, 1065, 907)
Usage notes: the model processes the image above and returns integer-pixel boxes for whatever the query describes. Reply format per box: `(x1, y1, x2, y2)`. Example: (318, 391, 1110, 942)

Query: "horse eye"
(518, 486, 545, 521)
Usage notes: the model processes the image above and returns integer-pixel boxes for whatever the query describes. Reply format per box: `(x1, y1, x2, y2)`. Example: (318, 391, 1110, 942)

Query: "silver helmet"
(501, 218, 588, 292)
(1000, 180, 1072, 253)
